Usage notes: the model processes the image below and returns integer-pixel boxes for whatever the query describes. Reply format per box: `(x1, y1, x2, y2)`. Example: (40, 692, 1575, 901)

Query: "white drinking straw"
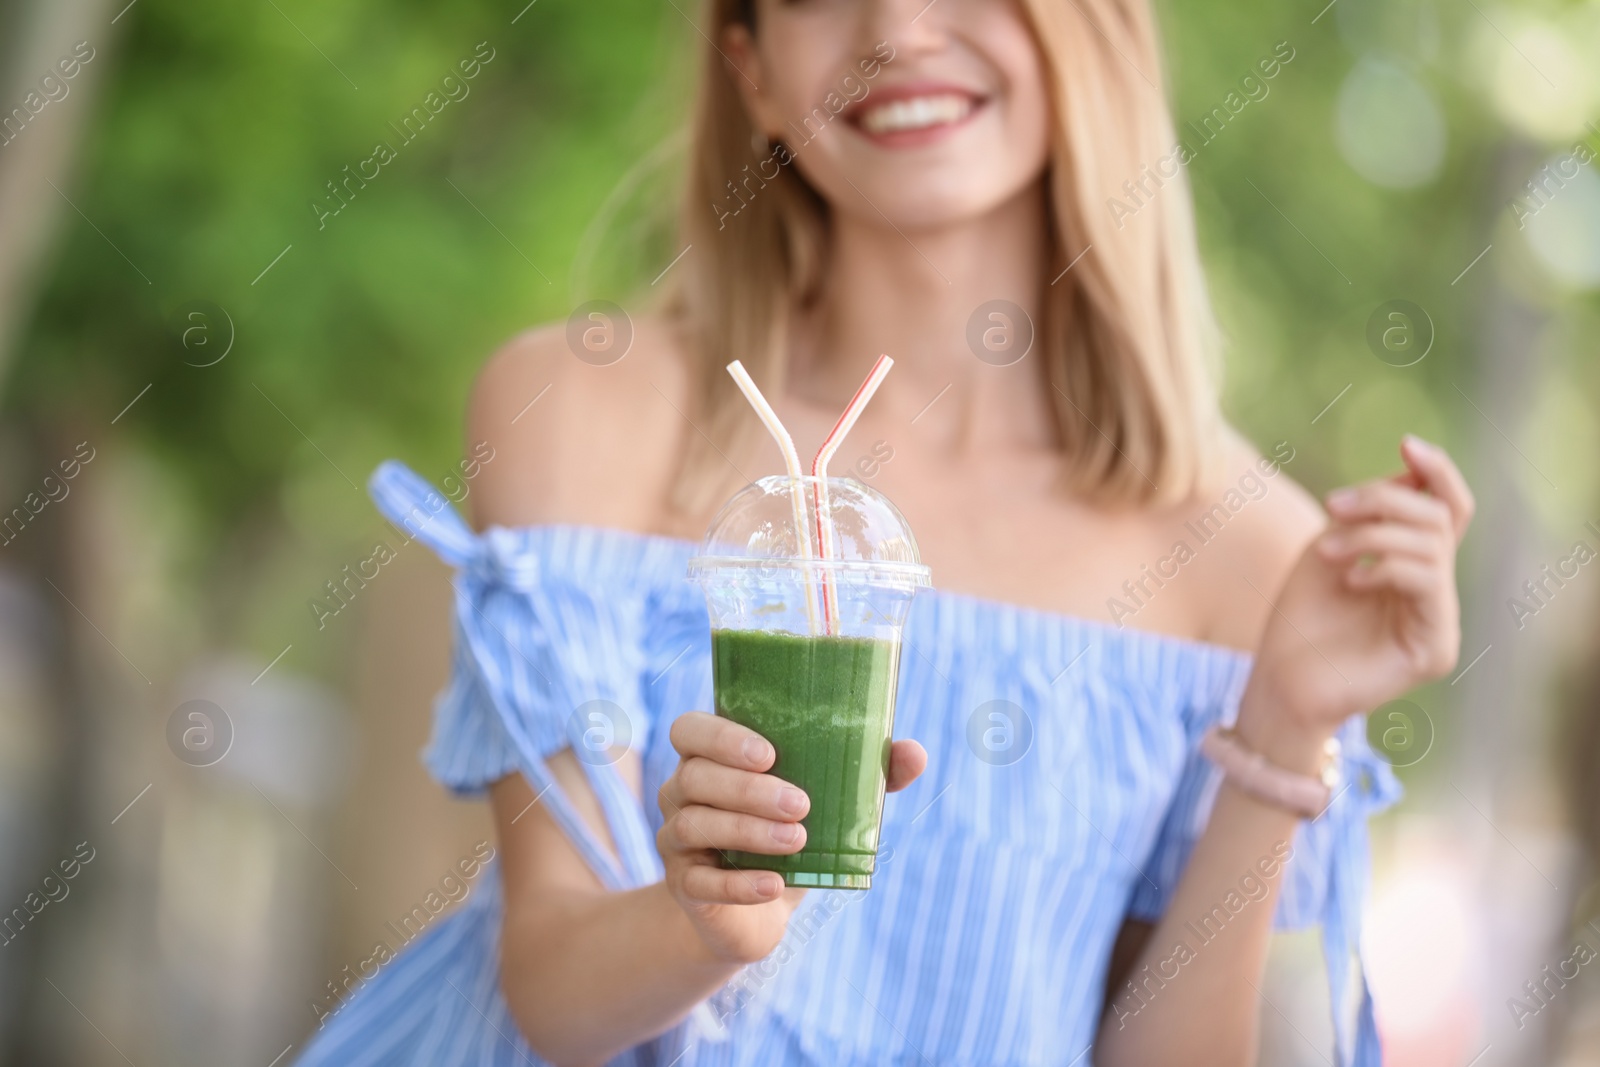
(811, 355, 894, 634)
(725, 361, 821, 636)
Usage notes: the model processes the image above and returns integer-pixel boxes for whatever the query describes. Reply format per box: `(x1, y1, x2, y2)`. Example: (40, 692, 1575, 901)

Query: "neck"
(795, 182, 1058, 455)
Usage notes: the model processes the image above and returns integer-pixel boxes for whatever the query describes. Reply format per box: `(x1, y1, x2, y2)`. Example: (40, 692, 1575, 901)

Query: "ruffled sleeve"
(368, 460, 668, 893)
(1127, 653, 1402, 1067)
(425, 642, 519, 792)
(422, 528, 656, 796)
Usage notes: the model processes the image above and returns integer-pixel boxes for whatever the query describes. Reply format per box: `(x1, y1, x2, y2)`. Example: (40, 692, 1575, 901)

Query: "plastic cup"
(689, 474, 930, 889)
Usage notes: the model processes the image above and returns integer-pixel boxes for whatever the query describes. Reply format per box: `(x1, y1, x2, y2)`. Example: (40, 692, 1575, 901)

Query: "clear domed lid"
(687, 474, 930, 588)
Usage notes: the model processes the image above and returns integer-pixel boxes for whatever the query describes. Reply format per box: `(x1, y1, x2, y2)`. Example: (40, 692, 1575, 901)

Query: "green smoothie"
(711, 628, 901, 889)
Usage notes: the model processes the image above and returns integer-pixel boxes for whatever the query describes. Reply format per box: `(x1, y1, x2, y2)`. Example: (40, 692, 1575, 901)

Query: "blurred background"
(0, 0, 1597, 1064)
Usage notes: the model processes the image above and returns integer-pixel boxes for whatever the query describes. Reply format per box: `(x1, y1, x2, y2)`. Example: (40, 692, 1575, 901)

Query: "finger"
(677, 756, 809, 820)
(669, 711, 775, 772)
(886, 739, 927, 793)
(1325, 479, 1452, 533)
(679, 863, 785, 905)
(1343, 555, 1438, 597)
(1317, 521, 1441, 563)
(662, 803, 806, 856)
(1400, 435, 1475, 539)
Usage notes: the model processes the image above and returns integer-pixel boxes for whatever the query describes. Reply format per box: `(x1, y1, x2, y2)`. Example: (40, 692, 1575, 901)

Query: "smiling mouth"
(854, 93, 978, 136)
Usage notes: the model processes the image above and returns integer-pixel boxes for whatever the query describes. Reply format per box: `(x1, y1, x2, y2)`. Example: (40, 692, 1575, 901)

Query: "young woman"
(299, 1, 1472, 1064)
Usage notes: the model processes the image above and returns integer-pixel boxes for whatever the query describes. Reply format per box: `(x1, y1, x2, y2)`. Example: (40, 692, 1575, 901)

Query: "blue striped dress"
(296, 461, 1399, 1067)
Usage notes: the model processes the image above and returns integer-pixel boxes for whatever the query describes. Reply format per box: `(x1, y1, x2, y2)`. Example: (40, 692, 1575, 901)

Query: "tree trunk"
(0, 0, 117, 393)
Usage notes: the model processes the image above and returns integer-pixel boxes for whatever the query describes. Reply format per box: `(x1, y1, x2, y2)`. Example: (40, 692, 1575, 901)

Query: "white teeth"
(858, 94, 974, 135)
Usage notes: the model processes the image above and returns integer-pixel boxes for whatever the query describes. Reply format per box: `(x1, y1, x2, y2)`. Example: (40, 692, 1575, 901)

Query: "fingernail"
(779, 788, 809, 816)
(744, 738, 772, 765)
(1327, 489, 1357, 512)
(770, 822, 802, 845)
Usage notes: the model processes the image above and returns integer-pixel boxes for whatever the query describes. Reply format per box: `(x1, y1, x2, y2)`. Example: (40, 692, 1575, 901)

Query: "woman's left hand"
(1251, 435, 1474, 737)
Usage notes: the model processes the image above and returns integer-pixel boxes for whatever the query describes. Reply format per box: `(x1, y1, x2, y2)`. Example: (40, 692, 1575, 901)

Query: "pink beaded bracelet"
(1199, 725, 1342, 820)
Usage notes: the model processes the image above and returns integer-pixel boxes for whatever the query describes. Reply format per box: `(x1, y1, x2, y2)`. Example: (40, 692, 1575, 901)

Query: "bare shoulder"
(465, 311, 695, 534)
(1182, 429, 1327, 649)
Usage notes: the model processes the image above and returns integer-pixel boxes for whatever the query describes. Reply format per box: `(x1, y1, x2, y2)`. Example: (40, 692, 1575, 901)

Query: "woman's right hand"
(657, 711, 927, 964)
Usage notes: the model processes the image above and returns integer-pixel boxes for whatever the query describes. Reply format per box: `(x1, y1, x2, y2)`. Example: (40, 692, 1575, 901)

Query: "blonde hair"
(664, 0, 1225, 514)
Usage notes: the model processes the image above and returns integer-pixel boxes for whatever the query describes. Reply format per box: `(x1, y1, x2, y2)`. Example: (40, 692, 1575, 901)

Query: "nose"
(860, 0, 949, 60)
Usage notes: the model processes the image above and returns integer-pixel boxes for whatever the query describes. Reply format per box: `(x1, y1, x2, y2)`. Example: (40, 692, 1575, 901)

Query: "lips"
(845, 82, 985, 146)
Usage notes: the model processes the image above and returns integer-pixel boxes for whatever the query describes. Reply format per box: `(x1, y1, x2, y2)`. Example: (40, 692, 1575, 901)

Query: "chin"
(817, 164, 1036, 233)
(790, 116, 1044, 230)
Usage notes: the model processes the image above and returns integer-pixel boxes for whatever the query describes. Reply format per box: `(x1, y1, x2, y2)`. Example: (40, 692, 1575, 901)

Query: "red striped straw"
(811, 354, 894, 634)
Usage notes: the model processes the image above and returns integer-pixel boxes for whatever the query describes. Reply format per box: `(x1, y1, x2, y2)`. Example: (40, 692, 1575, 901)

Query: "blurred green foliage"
(9, 0, 687, 543)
